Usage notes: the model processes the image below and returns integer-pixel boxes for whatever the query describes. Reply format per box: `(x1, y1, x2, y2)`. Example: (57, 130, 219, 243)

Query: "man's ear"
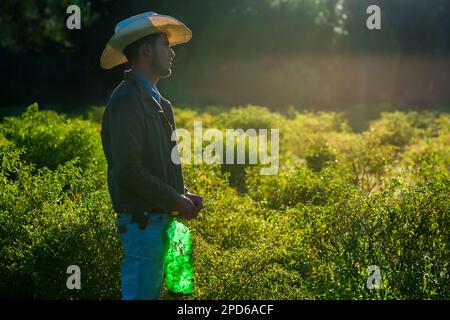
(141, 42, 153, 58)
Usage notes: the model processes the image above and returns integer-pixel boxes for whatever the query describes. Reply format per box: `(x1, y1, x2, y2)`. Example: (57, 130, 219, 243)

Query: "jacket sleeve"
(107, 92, 181, 211)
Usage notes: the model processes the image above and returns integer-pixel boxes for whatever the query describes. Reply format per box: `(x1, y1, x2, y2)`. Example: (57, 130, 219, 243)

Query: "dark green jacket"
(100, 69, 186, 214)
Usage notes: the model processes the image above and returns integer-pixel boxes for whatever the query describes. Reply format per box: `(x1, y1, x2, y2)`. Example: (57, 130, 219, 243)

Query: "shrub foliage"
(1, 103, 449, 299)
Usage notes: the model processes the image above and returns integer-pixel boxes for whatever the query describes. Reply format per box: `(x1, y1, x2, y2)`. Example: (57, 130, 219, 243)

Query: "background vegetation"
(1, 0, 449, 300)
(1, 0, 450, 120)
(1, 103, 448, 299)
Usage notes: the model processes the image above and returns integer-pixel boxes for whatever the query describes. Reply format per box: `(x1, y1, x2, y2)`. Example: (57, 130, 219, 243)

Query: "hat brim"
(100, 15, 192, 70)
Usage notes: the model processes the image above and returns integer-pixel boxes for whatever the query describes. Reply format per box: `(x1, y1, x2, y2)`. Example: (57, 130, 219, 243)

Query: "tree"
(0, 0, 98, 53)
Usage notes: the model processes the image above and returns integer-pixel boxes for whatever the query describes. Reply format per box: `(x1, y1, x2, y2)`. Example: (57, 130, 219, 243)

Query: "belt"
(118, 209, 178, 230)
(118, 207, 165, 215)
(131, 211, 152, 230)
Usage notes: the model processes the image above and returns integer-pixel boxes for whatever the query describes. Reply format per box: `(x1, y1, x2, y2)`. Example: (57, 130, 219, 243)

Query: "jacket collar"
(123, 69, 176, 132)
(124, 69, 164, 112)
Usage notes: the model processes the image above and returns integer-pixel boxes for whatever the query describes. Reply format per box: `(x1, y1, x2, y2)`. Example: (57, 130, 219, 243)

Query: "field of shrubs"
(0, 103, 449, 299)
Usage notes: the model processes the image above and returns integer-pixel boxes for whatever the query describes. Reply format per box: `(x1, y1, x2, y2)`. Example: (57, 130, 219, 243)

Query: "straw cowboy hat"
(100, 12, 192, 69)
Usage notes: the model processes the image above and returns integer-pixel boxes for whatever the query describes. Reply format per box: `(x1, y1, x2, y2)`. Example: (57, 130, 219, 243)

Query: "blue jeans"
(116, 212, 171, 300)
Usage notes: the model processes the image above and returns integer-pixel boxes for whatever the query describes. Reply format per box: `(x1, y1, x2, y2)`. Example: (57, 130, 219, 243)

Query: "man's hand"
(185, 191, 204, 214)
(170, 194, 197, 221)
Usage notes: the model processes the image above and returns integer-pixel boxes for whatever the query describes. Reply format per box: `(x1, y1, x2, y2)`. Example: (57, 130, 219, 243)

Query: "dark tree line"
(1, 0, 449, 112)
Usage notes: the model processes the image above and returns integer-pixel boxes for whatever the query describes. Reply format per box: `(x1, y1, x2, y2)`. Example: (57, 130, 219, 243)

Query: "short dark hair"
(123, 33, 163, 65)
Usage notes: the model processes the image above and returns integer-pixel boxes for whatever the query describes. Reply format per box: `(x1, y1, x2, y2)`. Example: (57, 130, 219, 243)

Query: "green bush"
(1, 104, 449, 299)
(0, 103, 106, 171)
(292, 178, 450, 299)
(0, 146, 120, 299)
(246, 162, 354, 209)
(366, 111, 419, 148)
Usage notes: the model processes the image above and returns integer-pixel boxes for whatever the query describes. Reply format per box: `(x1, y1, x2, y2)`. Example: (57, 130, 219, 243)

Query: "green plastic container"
(163, 218, 194, 294)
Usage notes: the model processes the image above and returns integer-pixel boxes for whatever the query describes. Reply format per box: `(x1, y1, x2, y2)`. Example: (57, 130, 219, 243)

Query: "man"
(100, 12, 203, 300)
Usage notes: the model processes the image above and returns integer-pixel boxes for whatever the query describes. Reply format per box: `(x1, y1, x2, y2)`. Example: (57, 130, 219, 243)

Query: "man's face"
(150, 33, 175, 78)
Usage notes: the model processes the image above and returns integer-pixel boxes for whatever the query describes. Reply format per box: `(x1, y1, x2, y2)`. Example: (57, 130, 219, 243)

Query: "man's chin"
(159, 67, 172, 78)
